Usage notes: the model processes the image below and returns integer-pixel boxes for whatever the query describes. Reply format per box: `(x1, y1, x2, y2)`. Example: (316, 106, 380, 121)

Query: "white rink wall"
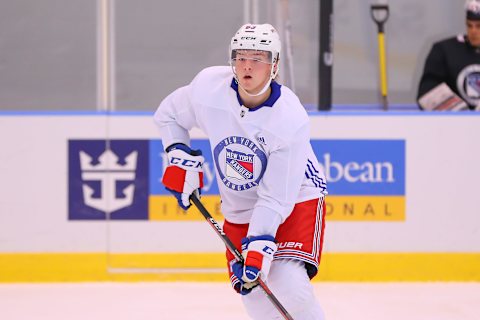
(0, 112, 479, 253)
(0, 112, 479, 282)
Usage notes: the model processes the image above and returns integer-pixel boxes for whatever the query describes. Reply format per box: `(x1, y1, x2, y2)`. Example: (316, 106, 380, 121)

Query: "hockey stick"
(190, 194, 293, 320)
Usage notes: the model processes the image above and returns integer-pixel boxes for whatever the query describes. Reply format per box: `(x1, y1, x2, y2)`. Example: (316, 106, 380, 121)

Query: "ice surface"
(0, 282, 479, 319)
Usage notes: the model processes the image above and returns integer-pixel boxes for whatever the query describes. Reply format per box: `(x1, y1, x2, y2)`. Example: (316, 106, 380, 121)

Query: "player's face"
(467, 20, 480, 46)
(233, 50, 274, 93)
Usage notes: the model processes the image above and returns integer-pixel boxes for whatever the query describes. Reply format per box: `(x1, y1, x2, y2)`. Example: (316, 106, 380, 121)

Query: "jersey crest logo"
(225, 148, 254, 180)
(466, 73, 480, 97)
(213, 136, 267, 191)
(457, 64, 480, 105)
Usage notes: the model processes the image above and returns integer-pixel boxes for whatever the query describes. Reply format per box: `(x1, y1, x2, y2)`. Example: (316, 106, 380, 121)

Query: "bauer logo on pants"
(68, 140, 149, 220)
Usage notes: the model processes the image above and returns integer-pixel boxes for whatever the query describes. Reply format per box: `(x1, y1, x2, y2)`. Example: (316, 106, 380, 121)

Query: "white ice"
(0, 282, 479, 319)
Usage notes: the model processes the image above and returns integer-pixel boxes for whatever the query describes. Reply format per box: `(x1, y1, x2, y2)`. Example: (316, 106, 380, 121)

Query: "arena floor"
(1, 282, 479, 319)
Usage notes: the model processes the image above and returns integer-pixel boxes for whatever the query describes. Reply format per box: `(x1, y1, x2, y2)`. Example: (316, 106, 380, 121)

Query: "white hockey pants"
(242, 259, 325, 320)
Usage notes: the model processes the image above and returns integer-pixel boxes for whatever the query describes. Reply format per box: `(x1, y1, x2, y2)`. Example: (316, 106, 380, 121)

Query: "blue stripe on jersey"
(305, 171, 319, 188)
(305, 159, 327, 191)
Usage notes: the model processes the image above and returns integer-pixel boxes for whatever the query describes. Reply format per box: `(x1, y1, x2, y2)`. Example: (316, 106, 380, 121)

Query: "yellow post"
(378, 32, 388, 108)
(371, 4, 390, 110)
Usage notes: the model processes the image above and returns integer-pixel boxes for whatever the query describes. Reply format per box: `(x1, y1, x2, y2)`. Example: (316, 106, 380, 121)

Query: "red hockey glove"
(162, 143, 204, 210)
(232, 235, 277, 293)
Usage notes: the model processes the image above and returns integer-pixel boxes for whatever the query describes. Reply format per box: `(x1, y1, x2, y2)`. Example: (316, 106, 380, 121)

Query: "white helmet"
(466, 0, 480, 20)
(230, 23, 281, 64)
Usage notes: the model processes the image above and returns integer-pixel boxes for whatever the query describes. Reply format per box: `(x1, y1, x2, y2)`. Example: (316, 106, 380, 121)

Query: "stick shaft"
(190, 195, 293, 320)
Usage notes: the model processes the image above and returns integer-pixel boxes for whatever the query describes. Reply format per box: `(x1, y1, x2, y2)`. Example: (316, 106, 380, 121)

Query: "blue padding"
(1, 107, 479, 117)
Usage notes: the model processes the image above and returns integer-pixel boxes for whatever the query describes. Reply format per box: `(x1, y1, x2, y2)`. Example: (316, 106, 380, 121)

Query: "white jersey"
(154, 66, 326, 224)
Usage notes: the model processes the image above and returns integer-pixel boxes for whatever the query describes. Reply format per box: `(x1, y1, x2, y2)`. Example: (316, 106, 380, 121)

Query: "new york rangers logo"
(457, 64, 480, 105)
(225, 148, 254, 180)
(466, 72, 480, 97)
(213, 136, 267, 191)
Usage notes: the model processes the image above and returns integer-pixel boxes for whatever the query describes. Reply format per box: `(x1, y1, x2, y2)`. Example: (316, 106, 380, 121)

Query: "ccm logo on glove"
(263, 245, 275, 255)
(169, 157, 202, 168)
(162, 143, 204, 210)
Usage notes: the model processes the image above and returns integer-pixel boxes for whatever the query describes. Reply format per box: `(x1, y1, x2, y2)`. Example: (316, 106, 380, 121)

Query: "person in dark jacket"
(417, 0, 480, 110)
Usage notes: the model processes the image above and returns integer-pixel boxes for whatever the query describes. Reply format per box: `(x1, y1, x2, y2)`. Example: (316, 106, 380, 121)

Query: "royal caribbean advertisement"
(68, 139, 405, 222)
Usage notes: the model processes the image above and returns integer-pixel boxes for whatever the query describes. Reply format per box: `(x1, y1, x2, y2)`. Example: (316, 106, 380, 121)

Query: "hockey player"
(154, 23, 327, 319)
(417, 0, 480, 110)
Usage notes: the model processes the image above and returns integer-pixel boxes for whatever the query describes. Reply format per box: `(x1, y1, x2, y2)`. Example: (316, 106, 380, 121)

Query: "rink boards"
(0, 111, 479, 282)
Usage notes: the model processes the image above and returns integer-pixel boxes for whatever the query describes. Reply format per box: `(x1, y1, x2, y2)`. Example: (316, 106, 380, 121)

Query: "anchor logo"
(79, 149, 137, 213)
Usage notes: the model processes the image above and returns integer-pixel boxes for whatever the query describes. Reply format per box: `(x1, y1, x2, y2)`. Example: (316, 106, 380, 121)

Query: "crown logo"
(80, 150, 137, 171)
(79, 149, 138, 213)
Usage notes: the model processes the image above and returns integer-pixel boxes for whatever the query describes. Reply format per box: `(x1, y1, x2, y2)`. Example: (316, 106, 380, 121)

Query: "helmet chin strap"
(238, 77, 272, 97)
(233, 63, 279, 97)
